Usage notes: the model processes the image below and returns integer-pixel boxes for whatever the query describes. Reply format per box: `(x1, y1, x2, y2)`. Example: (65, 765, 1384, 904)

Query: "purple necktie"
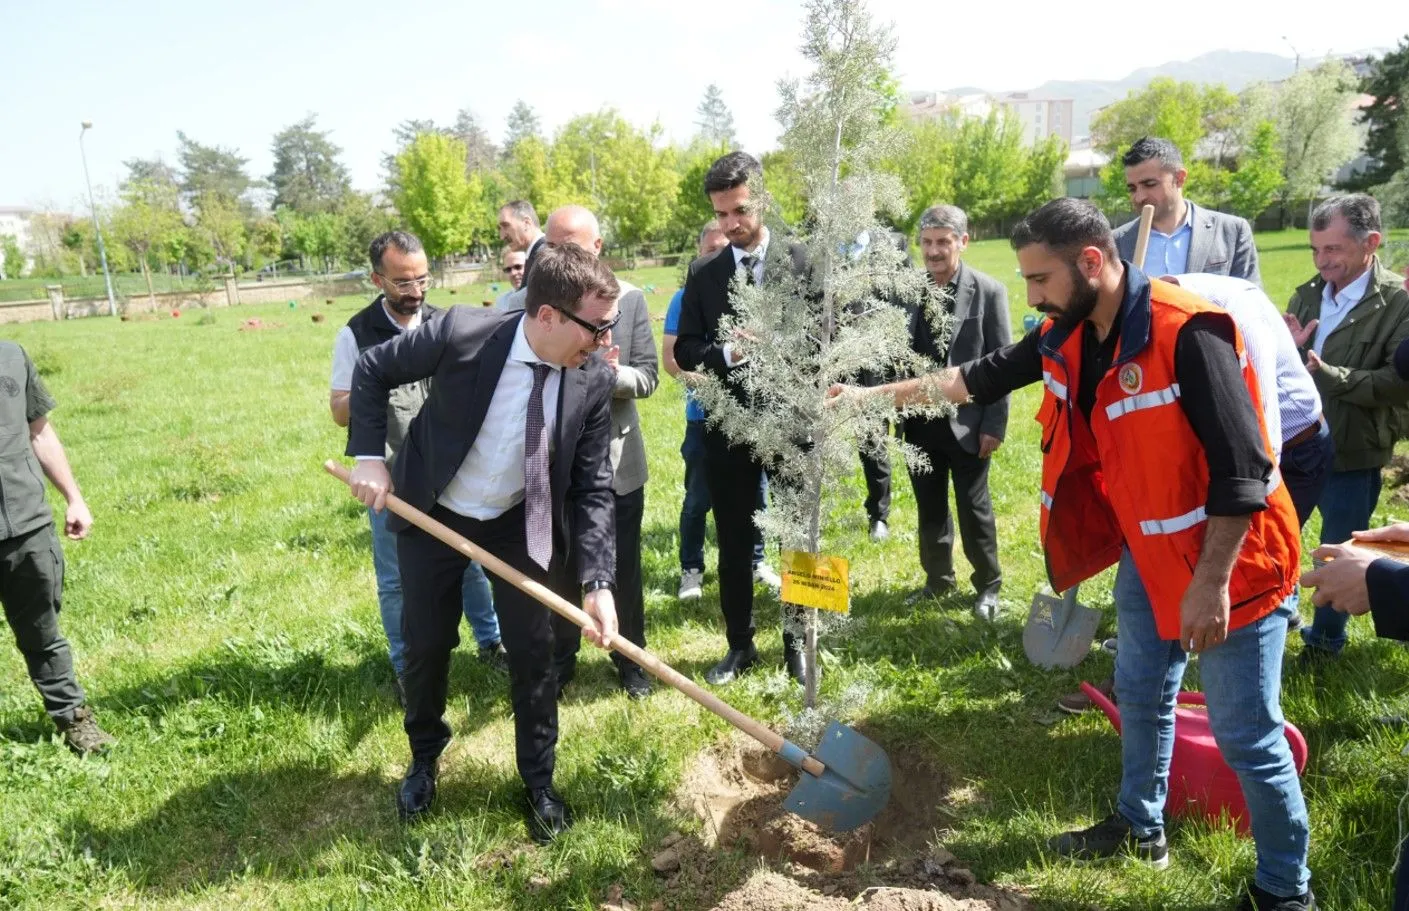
(524, 363, 553, 570)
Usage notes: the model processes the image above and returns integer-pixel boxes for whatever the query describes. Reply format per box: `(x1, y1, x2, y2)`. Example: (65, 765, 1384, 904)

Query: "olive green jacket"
(1287, 257, 1409, 471)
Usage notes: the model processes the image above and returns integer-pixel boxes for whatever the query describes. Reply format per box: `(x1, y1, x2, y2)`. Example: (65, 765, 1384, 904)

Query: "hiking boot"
(1048, 812, 1168, 869)
(678, 568, 704, 601)
(1055, 677, 1115, 715)
(478, 640, 509, 674)
(1237, 884, 1316, 910)
(57, 706, 115, 755)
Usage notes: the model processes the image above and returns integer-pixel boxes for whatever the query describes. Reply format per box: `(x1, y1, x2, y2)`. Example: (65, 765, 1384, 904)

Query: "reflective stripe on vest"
(1139, 505, 1208, 536)
(1105, 384, 1181, 422)
(1041, 490, 1053, 510)
(1042, 370, 1068, 400)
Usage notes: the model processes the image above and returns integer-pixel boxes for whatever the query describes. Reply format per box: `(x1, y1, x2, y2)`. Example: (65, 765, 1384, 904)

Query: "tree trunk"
(141, 254, 155, 310)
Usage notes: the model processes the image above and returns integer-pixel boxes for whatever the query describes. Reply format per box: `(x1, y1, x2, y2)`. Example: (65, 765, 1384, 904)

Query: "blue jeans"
(369, 506, 499, 677)
(1280, 422, 1334, 528)
(1113, 549, 1310, 898)
(1301, 467, 1383, 654)
(679, 420, 766, 572)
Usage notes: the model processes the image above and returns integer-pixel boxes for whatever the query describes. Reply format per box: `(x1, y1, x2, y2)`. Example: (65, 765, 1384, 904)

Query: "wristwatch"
(581, 579, 615, 596)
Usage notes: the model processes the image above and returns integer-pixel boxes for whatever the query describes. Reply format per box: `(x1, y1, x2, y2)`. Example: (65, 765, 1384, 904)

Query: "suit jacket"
(674, 239, 811, 394)
(605, 281, 659, 495)
(347, 306, 616, 585)
(903, 262, 1012, 454)
(1113, 202, 1260, 285)
(522, 234, 548, 283)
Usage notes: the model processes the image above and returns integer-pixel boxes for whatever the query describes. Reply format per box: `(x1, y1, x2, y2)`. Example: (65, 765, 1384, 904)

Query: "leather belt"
(1284, 419, 1324, 449)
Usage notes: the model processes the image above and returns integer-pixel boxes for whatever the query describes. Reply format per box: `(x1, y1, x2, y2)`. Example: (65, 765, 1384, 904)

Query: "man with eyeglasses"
(493, 249, 528, 310)
(346, 242, 621, 844)
(536, 206, 659, 700)
(330, 232, 507, 704)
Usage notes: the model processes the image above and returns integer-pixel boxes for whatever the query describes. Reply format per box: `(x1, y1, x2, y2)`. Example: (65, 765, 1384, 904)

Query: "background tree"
(758, 149, 809, 226)
(288, 211, 344, 273)
(1226, 120, 1286, 220)
(1246, 60, 1360, 224)
(667, 142, 732, 249)
(382, 118, 444, 192)
(177, 131, 254, 210)
(1, 234, 24, 280)
(500, 135, 557, 216)
(1375, 86, 1409, 229)
(268, 115, 351, 213)
(393, 132, 477, 262)
(880, 117, 956, 233)
(550, 110, 678, 251)
(335, 192, 397, 265)
(191, 195, 247, 270)
(452, 108, 500, 174)
(1342, 36, 1408, 191)
(110, 176, 184, 305)
(504, 100, 542, 150)
(695, 84, 737, 147)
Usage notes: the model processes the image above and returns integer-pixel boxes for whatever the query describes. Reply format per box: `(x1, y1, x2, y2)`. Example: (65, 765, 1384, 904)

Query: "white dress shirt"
(437, 316, 562, 519)
(1174, 273, 1322, 459)
(329, 300, 423, 391)
(1311, 267, 1374, 355)
(721, 227, 770, 367)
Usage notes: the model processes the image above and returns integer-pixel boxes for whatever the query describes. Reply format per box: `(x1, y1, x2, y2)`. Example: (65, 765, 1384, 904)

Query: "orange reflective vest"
(1036, 275, 1300, 641)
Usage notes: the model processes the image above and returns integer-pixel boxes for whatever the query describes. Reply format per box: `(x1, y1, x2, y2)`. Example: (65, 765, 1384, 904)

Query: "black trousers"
(397, 503, 561, 789)
(553, 486, 646, 675)
(904, 421, 1002, 595)
(703, 427, 769, 650)
(0, 524, 85, 722)
(859, 422, 892, 524)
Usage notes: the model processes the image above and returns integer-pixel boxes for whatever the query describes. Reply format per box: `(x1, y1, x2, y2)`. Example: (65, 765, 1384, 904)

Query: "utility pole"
(79, 121, 117, 317)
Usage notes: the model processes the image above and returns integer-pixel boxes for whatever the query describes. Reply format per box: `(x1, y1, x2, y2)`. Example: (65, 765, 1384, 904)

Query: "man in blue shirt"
(661, 222, 777, 601)
(1112, 137, 1260, 284)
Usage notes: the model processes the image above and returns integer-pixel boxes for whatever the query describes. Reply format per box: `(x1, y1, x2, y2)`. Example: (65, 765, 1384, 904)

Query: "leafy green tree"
(759, 149, 809, 226)
(289, 211, 344, 272)
(1, 234, 24, 280)
(1374, 91, 1409, 228)
(110, 177, 185, 304)
(393, 132, 477, 261)
(1343, 36, 1409, 191)
(667, 142, 731, 249)
(501, 135, 557, 214)
(550, 110, 678, 250)
(268, 114, 351, 212)
(504, 100, 542, 150)
(177, 131, 253, 208)
(335, 191, 397, 265)
(382, 119, 444, 192)
(1226, 120, 1286, 220)
(695, 84, 737, 146)
(194, 195, 247, 270)
(880, 117, 956, 233)
(452, 108, 500, 175)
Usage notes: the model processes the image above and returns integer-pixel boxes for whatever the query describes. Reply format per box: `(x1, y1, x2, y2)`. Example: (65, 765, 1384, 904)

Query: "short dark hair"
(1010, 198, 1117, 262)
(703, 151, 762, 194)
(368, 231, 424, 272)
(1122, 136, 1183, 171)
(1311, 194, 1382, 240)
(500, 199, 539, 229)
(524, 243, 620, 316)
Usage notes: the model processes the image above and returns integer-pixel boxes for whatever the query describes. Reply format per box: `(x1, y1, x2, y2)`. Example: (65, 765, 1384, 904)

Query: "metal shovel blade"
(782, 721, 892, 832)
(1023, 587, 1101, 669)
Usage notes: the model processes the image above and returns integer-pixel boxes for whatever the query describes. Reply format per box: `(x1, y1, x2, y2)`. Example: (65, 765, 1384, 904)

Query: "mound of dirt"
(238, 318, 284, 331)
(663, 733, 1033, 911)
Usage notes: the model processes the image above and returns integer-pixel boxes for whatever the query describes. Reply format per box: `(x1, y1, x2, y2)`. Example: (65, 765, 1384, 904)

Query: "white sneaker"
(678, 568, 704, 601)
(753, 563, 782, 590)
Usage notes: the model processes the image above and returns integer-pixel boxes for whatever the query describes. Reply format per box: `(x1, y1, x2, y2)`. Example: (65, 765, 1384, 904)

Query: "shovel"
(1023, 585, 1101, 669)
(324, 460, 891, 832)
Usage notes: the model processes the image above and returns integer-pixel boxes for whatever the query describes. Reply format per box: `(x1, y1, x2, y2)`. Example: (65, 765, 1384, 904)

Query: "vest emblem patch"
(1118, 363, 1143, 395)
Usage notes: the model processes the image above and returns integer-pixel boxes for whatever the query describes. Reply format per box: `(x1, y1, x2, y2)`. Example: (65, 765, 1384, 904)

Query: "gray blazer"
(903, 262, 1012, 454)
(606, 282, 659, 495)
(1113, 201, 1260, 285)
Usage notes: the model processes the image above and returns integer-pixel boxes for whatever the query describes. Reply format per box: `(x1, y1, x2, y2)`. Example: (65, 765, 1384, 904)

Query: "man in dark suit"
(1112, 137, 1260, 284)
(498, 200, 547, 281)
(902, 204, 1011, 620)
(346, 243, 621, 843)
(674, 150, 812, 686)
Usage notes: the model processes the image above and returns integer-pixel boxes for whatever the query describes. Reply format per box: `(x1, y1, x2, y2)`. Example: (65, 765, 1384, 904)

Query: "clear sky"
(2, 0, 1402, 212)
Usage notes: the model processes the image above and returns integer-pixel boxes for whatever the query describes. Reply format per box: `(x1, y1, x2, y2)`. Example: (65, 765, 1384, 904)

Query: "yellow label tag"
(781, 550, 850, 614)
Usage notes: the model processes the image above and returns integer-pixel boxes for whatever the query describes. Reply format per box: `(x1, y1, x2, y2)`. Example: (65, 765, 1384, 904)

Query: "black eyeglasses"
(553, 305, 620, 342)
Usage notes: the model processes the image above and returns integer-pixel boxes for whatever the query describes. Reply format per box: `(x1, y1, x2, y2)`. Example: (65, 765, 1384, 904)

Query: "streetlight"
(78, 121, 117, 317)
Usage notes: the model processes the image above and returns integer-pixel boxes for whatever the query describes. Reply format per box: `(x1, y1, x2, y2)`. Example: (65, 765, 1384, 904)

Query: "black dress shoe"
(478, 640, 509, 674)
(618, 664, 651, 699)
(704, 645, 758, 685)
(526, 786, 574, 843)
(397, 758, 438, 822)
(782, 633, 817, 685)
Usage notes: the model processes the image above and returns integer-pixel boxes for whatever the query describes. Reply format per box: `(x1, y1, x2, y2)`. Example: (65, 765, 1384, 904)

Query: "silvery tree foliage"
(687, 0, 957, 705)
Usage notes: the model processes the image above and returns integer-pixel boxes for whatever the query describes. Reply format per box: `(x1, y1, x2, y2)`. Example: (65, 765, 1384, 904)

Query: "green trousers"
(0, 523, 84, 722)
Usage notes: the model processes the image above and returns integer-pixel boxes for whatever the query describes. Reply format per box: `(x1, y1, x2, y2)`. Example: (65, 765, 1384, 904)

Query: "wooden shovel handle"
(324, 460, 825, 778)
(1132, 204, 1155, 271)
(1355, 539, 1409, 562)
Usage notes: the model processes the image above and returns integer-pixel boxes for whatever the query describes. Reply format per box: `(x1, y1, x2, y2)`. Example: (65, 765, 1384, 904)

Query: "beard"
(1038, 264, 1100, 334)
(385, 294, 422, 316)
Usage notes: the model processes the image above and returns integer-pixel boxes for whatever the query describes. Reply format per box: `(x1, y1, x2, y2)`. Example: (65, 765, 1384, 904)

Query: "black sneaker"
(1048, 813, 1169, 869)
(1237, 884, 1316, 910)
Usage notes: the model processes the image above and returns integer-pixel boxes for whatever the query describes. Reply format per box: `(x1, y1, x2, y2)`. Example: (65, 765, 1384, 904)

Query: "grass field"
(0, 235, 1406, 910)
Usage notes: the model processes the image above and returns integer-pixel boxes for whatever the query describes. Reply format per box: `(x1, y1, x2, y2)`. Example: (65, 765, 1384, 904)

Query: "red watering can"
(1079, 682, 1308, 835)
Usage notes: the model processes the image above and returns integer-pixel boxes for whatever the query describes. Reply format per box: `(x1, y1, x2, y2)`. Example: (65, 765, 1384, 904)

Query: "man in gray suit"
(541, 206, 660, 698)
(1113, 137, 1260, 284)
(902, 204, 1011, 620)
